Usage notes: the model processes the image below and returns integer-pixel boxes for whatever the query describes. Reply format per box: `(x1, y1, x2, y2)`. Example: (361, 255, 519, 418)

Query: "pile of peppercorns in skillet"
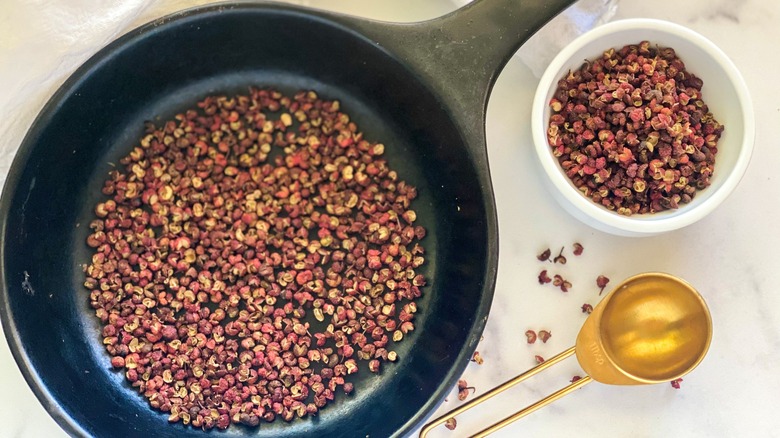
(83, 88, 427, 430)
(547, 41, 724, 215)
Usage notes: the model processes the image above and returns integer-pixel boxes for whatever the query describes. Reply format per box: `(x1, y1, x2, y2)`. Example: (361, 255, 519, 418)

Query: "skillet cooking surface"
(0, 4, 492, 437)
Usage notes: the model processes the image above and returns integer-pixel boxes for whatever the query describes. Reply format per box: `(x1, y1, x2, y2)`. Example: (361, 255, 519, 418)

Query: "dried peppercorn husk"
(547, 41, 723, 215)
(84, 88, 427, 430)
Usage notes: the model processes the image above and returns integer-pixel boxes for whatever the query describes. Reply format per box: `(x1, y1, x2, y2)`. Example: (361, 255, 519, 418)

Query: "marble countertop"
(2, 0, 779, 437)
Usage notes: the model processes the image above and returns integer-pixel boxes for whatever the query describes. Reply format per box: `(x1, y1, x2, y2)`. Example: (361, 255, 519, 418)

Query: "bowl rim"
(531, 18, 755, 235)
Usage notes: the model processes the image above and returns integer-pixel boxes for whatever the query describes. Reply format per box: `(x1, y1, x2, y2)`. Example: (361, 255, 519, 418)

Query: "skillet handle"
(340, 0, 576, 157)
(406, 0, 577, 99)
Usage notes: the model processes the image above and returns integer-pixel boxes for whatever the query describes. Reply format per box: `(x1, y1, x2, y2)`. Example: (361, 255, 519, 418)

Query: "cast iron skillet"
(0, 0, 574, 436)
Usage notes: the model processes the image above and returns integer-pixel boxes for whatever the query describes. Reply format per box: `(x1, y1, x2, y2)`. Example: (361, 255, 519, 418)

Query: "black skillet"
(0, 0, 574, 436)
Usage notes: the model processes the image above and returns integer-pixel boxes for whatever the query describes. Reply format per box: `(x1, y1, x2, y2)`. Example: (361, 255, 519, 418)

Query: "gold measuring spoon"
(420, 272, 712, 437)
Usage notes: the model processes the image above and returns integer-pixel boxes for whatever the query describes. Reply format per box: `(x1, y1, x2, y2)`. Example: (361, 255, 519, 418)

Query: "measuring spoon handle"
(420, 346, 589, 437)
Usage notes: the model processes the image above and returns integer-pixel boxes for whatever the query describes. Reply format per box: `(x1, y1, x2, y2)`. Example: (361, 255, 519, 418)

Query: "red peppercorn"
(445, 418, 457, 430)
(581, 303, 594, 314)
(547, 41, 723, 215)
(84, 89, 428, 430)
(597, 275, 610, 295)
(538, 270, 552, 284)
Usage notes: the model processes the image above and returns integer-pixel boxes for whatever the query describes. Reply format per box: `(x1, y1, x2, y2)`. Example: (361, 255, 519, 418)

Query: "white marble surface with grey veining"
(1, 0, 779, 437)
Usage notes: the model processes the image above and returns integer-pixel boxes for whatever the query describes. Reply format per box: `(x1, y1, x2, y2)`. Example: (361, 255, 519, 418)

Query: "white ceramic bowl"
(531, 19, 754, 237)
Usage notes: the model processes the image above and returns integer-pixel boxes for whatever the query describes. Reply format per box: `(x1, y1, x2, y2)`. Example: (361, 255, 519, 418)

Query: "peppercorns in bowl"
(531, 18, 753, 236)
